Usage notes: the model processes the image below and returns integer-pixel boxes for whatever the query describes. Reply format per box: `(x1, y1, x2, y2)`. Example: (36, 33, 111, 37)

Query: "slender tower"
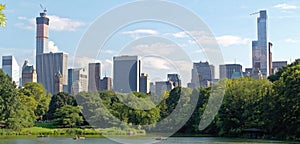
(36, 8, 49, 83)
(252, 10, 268, 77)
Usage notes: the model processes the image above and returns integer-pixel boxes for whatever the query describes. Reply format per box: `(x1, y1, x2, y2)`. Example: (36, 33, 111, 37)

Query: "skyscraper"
(2, 55, 20, 87)
(35, 9, 68, 94)
(100, 76, 112, 91)
(139, 73, 150, 94)
(22, 60, 37, 86)
(68, 68, 88, 95)
(219, 64, 242, 79)
(40, 52, 68, 94)
(36, 9, 49, 84)
(113, 55, 140, 93)
(252, 10, 268, 77)
(190, 61, 214, 88)
(272, 61, 287, 74)
(88, 63, 101, 92)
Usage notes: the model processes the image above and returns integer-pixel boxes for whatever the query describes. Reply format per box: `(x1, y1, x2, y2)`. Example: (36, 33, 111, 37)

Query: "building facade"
(22, 60, 37, 86)
(272, 61, 287, 74)
(99, 76, 112, 91)
(139, 73, 150, 94)
(167, 74, 181, 87)
(252, 10, 268, 77)
(113, 56, 140, 93)
(68, 68, 88, 95)
(2, 56, 20, 87)
(39, 52, 68, 94)
(88, 63, 101, 92)
(155, 81, 173, 96)
(190, 61, 215, 88)
(219, 64, 242, 79)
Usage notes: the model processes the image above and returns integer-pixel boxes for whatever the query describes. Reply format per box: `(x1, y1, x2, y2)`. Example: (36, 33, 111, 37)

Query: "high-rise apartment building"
(219, 64, 242, 79)
(39, 52, 68, 94)
(68, 68, 88, 95)
(2, 55, 20, 87)
(35, 10, 68, 94)
(139, 73, 150, 94)
(252, 10, 268, 77)
(190, 61, 214, 88)
(100, 76, 112, 91)
(22, 60, 37, 86)
(113, 56, 140, 93)
(88, 63, 101, 92)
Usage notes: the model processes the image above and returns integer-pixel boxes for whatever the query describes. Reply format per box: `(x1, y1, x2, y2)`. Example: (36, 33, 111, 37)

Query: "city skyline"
(0, 1, 299, 86)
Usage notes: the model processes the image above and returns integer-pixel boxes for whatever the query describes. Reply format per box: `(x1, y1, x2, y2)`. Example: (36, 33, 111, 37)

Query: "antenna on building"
(40, 4, 47, 13)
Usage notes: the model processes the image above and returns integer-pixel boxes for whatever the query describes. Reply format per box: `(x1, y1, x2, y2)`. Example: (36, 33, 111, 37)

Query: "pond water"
(0, 136, 297, 144)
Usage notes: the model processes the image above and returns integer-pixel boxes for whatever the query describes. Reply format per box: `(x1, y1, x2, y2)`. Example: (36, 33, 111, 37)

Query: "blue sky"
(0, 0, 300, 85)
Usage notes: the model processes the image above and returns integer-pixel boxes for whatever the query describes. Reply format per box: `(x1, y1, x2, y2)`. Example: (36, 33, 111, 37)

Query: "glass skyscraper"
(252, 10, 268, 77)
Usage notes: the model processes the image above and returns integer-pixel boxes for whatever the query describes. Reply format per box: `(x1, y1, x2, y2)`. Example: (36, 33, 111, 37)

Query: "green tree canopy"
(46, 92, 77, 120)
(54, 105, 83, 128)
(20, 82, 51, 120)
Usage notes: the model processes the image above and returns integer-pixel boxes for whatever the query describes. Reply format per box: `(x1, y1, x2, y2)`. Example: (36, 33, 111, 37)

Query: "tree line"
(0, 59, 299, 140)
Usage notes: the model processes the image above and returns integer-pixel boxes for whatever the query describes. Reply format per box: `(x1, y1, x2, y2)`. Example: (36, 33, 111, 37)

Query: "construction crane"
(250, 11, 259, 16)
(40, 4, 47, 13)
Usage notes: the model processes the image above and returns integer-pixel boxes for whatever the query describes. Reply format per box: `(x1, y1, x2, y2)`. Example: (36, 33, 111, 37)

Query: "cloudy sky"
(0, 0, 300, 86)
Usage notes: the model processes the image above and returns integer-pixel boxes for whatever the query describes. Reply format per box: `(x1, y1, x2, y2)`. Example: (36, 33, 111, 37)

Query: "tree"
(0, 69, 18, 127)
(46, 92, 77, 120)
(0, 4, 6, 27)
(20, 82, 51, 120)
(270, 60, 300, 138)
(53, 105, 83, 128)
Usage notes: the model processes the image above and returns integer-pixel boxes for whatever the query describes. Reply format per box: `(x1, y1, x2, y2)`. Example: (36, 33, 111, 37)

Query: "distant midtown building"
(113, 55, 140, 93)
(190, 61, 215, 88)
(155, 81, 173, 96)
(272, 61, 287, 74)
(231, 72, 244, 79)
(167, 74, 181, 87)
(150, 82, 155, 95)
(219, 64, 242, 79)
(252, 10, 269, 77)
(88, 63, 101, 92)
(35, 9, 68, 94)
(100, 76, 112, 91)
(54, 71, 63, 95)
(2, 55, 20, 87)
(22, 60, 37, 86)
(68, 68, 88, 95)
(139, 73, 150, 94)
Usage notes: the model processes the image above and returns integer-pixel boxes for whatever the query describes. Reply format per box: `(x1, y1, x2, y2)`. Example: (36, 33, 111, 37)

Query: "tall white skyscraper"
(113, 55, 140, 93)
(2, 55, 20, 87)
(252, 10, 268, 77)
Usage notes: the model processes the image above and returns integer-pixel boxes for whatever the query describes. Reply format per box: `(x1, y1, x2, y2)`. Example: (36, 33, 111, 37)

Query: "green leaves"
(0, 4, 6, 27)
(54, 105, 83, 128)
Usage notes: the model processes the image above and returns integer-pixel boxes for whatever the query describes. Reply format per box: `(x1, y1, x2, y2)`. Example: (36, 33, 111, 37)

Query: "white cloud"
(122, 29, 159, 39)
(122, 29, 159, 35)
(216, 35, 250, 47)
(274, 3, 297, 10)
(285, 38, 298, 43)
(172, 31, 188, 38)
(142, 57, 171, 70)
(47, 15, 85, 31)
(15, 15, 85, 32)
(46, 41, 59, 53)
(101, 49, 118, 54)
